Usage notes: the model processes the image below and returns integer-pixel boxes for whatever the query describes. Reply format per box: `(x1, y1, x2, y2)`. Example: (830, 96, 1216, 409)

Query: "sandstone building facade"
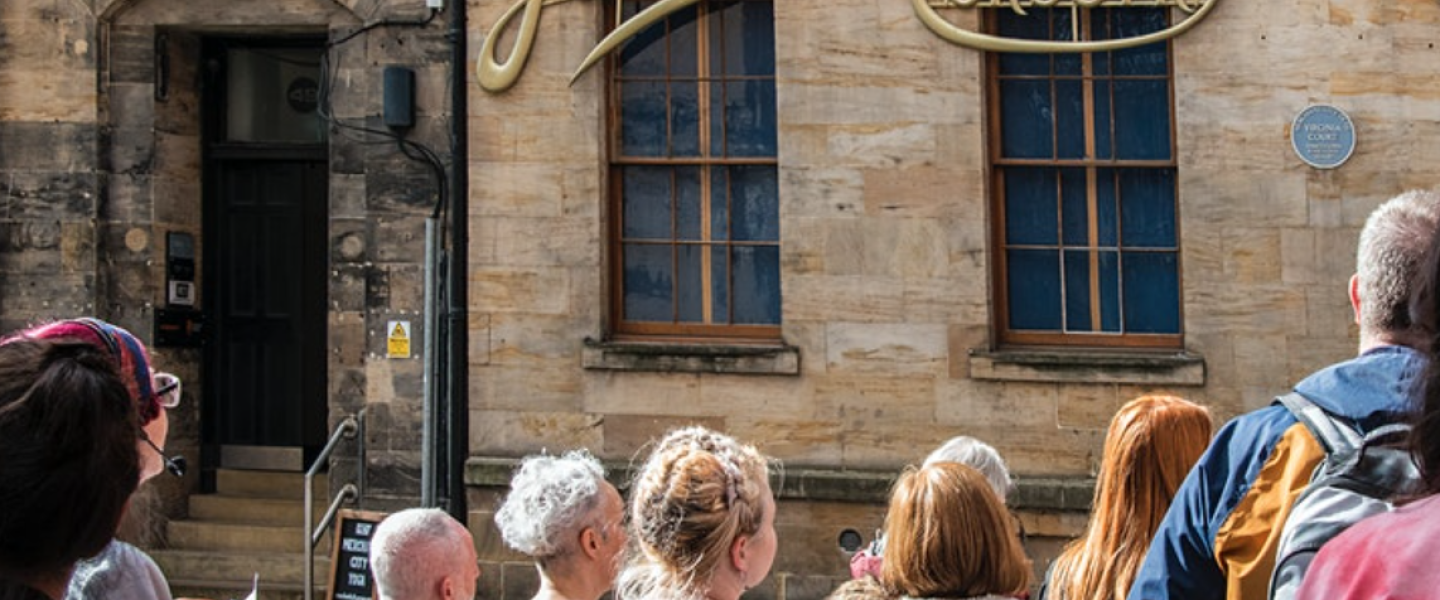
(2, 0, 1439, 597)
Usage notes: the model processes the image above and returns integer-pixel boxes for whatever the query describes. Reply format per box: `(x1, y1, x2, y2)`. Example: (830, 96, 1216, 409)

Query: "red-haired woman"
(1041, 395, 1213, 600)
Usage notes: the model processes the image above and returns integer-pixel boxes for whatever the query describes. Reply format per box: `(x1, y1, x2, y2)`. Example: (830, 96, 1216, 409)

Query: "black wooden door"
(207, 157, 327, 456)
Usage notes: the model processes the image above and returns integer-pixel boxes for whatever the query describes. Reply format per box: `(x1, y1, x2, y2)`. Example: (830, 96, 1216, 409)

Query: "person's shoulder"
(66, 541, 171, 600)
(1362, 494, 1440, 535)
(1231, 403, 1296, 428)
(1293, 345, 1424, 419)
(1312, 493, 1440, 572)
(1176, 402, 1307, 503)
(1207, 403, 1297, 454)
(105, 541, 165, 575)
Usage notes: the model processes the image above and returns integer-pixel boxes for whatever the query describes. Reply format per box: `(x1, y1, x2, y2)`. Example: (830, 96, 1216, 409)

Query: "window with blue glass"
(610, 0, 780, 339)
(990, 7, 1181, 348)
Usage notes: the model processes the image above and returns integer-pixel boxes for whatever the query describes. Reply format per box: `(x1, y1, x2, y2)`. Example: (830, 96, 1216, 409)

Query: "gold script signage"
(477, 0, 700, 93)
(476, 0, 1220, 93)
(913, 0, 1220, 53)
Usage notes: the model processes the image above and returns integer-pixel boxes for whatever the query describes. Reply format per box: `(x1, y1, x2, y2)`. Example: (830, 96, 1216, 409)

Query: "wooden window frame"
(605, 0, 781, 343)
(985, 7, 1183, 350)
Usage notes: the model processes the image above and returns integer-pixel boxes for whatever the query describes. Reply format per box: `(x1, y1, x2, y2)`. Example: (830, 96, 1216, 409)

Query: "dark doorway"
(202, 38, 328, 473)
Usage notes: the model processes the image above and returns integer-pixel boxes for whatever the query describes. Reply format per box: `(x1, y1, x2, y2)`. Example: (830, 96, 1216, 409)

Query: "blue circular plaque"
(1291, 105, 1355, 169)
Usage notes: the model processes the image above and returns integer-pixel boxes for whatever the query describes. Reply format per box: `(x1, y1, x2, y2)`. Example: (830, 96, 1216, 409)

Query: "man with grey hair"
(370, 508, 479, 600)
(850, 435, 1015, 580)
(922, 435, 1013, 503)
(1129, 189, 1440, 600)
(494, 450, 626, 600)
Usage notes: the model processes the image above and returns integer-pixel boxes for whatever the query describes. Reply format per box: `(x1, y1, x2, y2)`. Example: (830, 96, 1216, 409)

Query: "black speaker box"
(383, 66, 415, 129)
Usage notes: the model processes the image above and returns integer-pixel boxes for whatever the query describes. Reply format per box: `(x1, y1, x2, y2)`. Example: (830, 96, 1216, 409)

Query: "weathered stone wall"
(1171, 0, 1440, 414)
(0, 0, 449, 513)
(4, 0, 1439, 594)
(320, 6, 457, 505)
(464, 0, 1440, 591)
(0, 2, 102, 332)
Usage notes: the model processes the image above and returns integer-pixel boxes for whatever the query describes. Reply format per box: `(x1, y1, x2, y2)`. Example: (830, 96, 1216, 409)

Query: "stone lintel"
(581, 338, 801, 376)
(969, 348, 1206, 386)
(465, 456, 1094, 512)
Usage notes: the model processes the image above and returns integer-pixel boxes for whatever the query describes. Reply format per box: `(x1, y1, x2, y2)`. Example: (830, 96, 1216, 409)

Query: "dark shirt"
(0, 578, 57, 600)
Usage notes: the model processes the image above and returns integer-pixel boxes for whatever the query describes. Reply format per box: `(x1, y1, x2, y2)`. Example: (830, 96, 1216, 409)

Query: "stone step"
(188, 494, 330, 527)
(167, 521, 326, 554)
(168, 584, 309, 600)
(152, 549, 329, 600)
(217, 469, 329, 500)
(163, 470, 355, 599)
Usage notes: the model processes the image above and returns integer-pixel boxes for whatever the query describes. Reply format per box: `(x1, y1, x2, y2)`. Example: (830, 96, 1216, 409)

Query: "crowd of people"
(4, 187, 1440, 600)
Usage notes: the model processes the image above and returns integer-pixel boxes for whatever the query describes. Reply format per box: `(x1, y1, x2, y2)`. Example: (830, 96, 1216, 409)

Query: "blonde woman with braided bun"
(617, 426, 778, 600)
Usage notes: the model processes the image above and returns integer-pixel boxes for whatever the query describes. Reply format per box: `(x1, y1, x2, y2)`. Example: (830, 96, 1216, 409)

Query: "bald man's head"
(370, 508, 480, 600)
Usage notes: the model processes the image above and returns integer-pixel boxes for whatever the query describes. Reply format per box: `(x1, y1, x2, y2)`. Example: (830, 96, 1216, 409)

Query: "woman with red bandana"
(0, 319, 185, 600)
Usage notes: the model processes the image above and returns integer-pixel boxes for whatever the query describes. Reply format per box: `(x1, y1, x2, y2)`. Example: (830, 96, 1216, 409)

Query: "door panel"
(210, 159, 326, 452)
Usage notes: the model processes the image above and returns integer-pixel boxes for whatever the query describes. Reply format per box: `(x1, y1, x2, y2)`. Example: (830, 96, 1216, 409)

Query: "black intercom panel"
(156, 232, 203, 347)
(166, 232, 196, 307)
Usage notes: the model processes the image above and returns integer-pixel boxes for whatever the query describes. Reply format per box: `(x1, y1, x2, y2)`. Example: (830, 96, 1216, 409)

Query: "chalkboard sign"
(328, 509, 387, 600)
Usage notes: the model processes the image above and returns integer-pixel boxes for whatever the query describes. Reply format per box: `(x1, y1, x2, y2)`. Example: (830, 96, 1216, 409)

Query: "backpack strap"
(1361, 423, 1412, 446)
(1276, 392, 1362, 456)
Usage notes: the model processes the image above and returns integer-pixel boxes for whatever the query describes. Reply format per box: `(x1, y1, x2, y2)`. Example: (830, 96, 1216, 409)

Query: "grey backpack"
(1267, 392, 1422, 600)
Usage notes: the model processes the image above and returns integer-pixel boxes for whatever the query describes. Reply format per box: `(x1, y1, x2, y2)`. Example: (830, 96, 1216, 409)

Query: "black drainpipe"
(445, 0, 470, 524)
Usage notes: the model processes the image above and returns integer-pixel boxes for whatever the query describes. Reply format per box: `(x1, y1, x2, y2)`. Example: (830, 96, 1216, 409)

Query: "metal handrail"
(311, 484, 359, 546)
(303, 411, 365, 600)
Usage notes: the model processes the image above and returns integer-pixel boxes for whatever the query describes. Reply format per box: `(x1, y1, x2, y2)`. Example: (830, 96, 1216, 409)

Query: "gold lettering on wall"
(476, 0, 1222, 93)
(477, 0, 564, 93)
(477, 0, 700, 93)
(913, 0, 1220, 52)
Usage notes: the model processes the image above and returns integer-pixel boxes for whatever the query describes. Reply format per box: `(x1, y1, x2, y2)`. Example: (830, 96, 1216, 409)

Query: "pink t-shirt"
(1295, 493, 1440, 600)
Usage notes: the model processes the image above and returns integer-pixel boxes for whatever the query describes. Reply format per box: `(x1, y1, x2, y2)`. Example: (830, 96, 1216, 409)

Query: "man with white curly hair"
(370, 508, 480, 600)
(495, 450, 627, 600)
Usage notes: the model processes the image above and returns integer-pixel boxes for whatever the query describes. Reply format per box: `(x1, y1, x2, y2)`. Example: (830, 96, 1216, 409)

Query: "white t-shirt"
(66, 540, 173, 600)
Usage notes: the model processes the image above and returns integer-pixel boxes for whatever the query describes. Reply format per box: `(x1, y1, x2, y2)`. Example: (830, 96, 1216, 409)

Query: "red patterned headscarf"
(1, 318, 161, 424)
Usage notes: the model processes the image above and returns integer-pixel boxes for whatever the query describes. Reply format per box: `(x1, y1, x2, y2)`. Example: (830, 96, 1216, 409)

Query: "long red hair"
(1047, 395, 1213, 600)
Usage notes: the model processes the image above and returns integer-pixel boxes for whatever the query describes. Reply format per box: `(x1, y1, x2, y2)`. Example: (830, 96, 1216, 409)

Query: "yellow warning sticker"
(387, 321, 411, 358)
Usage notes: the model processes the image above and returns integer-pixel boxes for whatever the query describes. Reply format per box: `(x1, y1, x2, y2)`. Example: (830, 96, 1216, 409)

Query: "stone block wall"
(0, 2, 103, 332)
(323, 12, 455, 501)
(3, 0, 1439, 594)
(465, 0, 1440, 590)
(0, 0, 451, 517)
(87, 0, 451, 508)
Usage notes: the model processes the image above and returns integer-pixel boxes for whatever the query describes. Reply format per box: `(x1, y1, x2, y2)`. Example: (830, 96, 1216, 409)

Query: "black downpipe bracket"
(444, 0, 470, 524)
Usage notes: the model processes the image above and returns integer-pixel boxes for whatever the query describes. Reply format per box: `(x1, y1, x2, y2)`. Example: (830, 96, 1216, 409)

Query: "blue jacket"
(1127, 345, 1425, 600)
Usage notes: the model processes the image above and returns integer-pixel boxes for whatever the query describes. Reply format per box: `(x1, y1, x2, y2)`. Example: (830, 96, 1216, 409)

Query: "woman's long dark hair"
(1412, 231, 1440, 495)
(0, 338, 140, 596)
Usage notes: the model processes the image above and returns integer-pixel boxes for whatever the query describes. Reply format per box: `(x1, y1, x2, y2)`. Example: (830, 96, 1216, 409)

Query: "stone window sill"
(581, 337, 800, 375)
(969, 348, 1205, 386)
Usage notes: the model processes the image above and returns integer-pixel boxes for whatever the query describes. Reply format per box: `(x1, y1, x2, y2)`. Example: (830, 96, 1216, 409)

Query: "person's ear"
(1350, 273, 1363, 325)
(730, 533, 750, 571)
(440, 575, 456, 600)
(581, 526, 602, 559)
